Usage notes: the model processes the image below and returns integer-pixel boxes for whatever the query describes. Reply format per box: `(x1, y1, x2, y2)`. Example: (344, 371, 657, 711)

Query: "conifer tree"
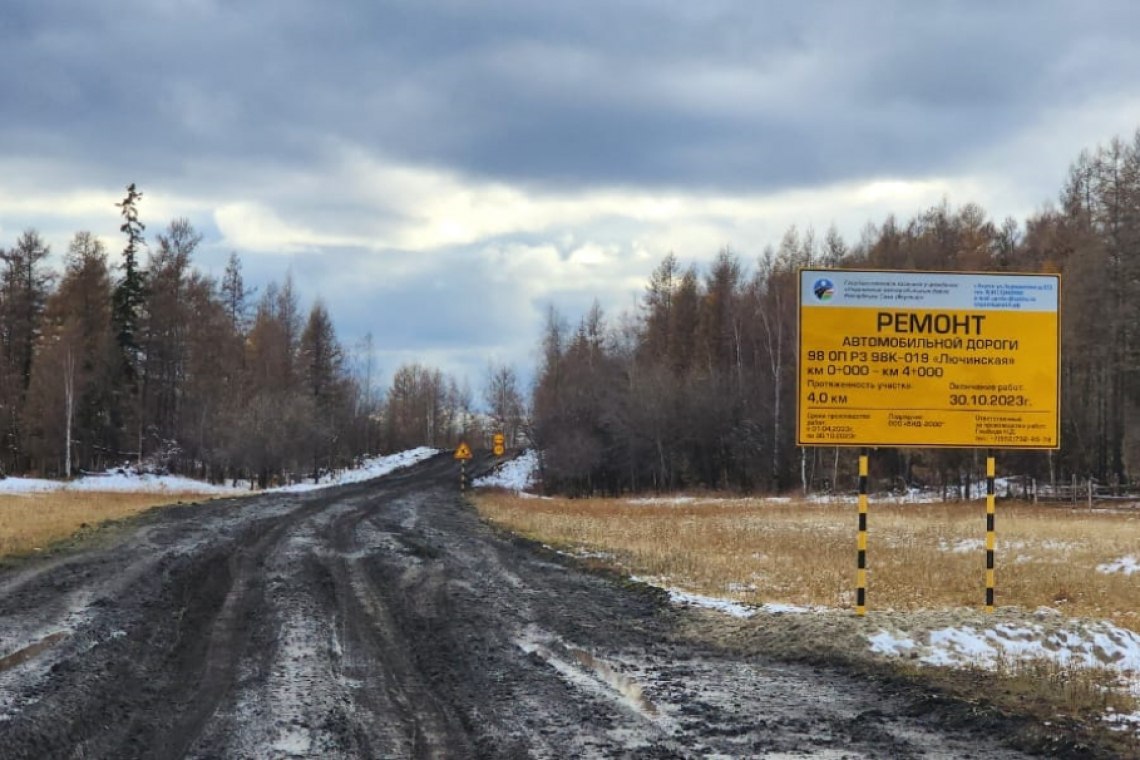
(112, 183, 147, 382)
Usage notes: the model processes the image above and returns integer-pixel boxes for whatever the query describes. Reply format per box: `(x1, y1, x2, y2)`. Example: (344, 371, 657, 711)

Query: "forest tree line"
(531, 129, 1140, 495)
(1, 185, 526, 485)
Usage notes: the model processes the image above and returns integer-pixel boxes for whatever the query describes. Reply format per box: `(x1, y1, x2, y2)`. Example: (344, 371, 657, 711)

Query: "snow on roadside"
(628, 576, 827, 619)
(0, 448, 440, 498)
(868, 620, 1140, 670)
(473, 449, 538, 492)
(268, 447, 439, 493)
(655, 586, 757, 619)
(869, 616, 1140, 733)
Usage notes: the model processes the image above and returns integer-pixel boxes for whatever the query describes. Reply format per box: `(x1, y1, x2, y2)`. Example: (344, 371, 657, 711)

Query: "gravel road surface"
(0, 454, 1033, 758)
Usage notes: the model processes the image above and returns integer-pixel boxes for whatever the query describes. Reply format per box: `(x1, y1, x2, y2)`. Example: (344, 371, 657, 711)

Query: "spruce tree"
(112, 183, 147, 382)
(110, 183, 147, 464)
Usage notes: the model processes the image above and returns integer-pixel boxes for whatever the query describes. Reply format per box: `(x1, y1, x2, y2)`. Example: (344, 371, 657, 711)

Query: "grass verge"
(0, 491, 213, 559)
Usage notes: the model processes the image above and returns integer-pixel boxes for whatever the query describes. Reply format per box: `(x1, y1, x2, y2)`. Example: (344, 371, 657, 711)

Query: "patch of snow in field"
(0, 477, 62, 494)
(808, 491, 942, 505)
(624, 495, 740, 506)
(1104, 709, 1140, 732)
(808, 477, 1023, 504)
(1038, 539, 1084, 552)
(473, 449, 539, 492)
(624, 495, 801, 506)
(938, 538, 985, 554)
(625, 496, 699, 505)
(1098, 556, 1140, 576)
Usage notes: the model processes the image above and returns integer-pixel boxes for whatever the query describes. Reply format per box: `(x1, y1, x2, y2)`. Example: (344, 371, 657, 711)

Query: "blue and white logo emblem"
(812, 277, 835, 301)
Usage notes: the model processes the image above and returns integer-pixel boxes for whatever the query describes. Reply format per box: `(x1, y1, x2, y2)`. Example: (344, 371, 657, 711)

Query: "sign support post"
(985, 453, 996, 613)
(856, 451, 868, 616)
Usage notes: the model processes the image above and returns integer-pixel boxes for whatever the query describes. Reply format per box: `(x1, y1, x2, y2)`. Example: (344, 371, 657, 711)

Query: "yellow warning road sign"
(492, 432, 505, 457)
(454, 441, 473, 460)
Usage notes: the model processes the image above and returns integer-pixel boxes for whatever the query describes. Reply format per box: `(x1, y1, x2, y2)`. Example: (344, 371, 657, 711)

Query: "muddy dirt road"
(0, 454, 1032, 758)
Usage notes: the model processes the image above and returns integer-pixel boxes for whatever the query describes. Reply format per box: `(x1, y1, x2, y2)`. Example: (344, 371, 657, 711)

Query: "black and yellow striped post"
(454, 441, 473, 492)
(856, 453, 868, 616)
(985, 454, 996, 613)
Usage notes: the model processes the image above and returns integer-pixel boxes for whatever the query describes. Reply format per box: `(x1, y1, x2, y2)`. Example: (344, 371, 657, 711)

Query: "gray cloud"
(5, 0, 1137, 193)
(4, 0, 1140, 390)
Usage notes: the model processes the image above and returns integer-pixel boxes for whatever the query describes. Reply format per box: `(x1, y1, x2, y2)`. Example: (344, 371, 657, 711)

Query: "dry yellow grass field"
(474, 494, 1140, 632)
(0, 491, 212, 558)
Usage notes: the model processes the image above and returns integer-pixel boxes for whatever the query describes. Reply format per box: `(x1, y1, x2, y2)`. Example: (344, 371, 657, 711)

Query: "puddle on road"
(569, 647, 658, 716)
(0, 631, 69, 673)
(515, 628, 659, 720)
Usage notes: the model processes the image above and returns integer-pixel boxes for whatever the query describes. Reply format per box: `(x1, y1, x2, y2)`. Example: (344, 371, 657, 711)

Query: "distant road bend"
(0, 453, 1031, 758)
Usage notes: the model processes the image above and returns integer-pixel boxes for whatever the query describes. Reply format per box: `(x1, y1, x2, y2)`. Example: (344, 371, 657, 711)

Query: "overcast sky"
(3, 0, 1139, 393)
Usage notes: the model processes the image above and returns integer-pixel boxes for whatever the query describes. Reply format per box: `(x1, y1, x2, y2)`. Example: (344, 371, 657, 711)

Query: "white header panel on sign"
(801, 270, 1058, 313)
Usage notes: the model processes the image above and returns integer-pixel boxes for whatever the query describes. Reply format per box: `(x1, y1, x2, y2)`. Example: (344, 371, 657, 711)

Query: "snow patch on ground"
(868, 618, 1140, 671)
(473, 449, 539, 492)
(869, 618, 1140, 732)
(1098, 556, 1140, 576)
(0, 472, 240, 495)
(809, 477, 1023, 504)
(938, 538, 986, 554)
(659, 587, 757, 619)
(629, 577, 827, 619)
(0, 448, 439, 498)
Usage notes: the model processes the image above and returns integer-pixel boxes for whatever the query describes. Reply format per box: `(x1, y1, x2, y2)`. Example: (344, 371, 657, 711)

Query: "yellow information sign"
(798, 269, 1060, 449)
(454, 441, 473, 460)
(492, 432, 505, 457)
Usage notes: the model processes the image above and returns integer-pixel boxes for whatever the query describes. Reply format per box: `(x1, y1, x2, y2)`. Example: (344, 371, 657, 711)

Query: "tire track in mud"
(0, 489, 336, 759)
(155, 499, 330, 758)
(0, 454, 1040, 759)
